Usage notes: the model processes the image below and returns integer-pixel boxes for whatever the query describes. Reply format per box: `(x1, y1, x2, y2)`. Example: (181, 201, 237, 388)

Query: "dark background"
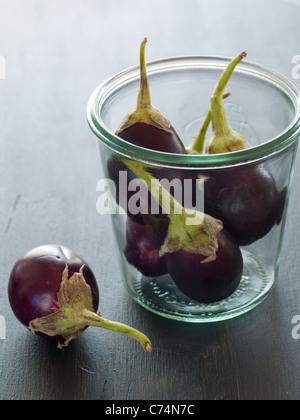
(1, 0, 300, 400)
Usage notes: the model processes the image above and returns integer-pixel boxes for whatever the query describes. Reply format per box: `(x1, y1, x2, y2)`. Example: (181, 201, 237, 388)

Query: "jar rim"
(87, 55, 300, 166)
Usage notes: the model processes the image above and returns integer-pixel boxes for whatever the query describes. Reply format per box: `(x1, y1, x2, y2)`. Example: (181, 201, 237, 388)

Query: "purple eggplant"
(8, 245, 151, 351)
(166, 229, 243, 303)
(203, 165, 279, 246)
(115, 38, 186, 154)
(125, 216, 169, 277)
(108, 38, 186, 224)
(123, 160, 243, 303)
(188, 51, 281, 245)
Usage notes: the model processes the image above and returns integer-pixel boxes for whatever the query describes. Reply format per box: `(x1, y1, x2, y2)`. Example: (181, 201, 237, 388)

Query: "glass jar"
(87, 56, 300, 322)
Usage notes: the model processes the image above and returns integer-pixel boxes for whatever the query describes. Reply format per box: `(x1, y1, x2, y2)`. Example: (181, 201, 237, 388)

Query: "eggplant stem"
(137, 38, 152, 109)
(82, 310, 152, 352)
(188, 92, 231, 154)
(211, 51, 247, 137)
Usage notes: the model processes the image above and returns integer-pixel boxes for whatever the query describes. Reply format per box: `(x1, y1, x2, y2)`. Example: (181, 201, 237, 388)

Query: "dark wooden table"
(1, 0, 300, 401)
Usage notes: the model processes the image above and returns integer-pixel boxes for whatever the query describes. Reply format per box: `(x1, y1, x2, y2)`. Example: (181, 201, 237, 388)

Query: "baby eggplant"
(203, 165, 279, 246)
(124, 216, 169, 277)
(166, 229, 243, 303)
(123, 160, 243, 303)
(116, 38, 186, 154)
(189, 51, 281, 245)
(107, 38, 187, 224)
(8, 245, 151, 351)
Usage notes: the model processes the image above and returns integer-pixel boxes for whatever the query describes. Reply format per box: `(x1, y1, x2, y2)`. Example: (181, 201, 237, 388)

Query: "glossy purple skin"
(166, 230, 243, 303)
(125, 217, 169, 277)
(108, 122, 187, 224)
(203, 164, 281, 246)
(8, 245, 99, 340)
(119, 123, 187, 154)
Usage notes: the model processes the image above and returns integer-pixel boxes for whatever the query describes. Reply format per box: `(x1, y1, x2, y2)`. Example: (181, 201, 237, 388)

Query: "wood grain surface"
(1, 0, 300, 400)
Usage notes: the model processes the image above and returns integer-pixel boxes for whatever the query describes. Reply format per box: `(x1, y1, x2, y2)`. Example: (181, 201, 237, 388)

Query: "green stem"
(211, 51, 247, 137)
(121, 159, 223, 261)
(82, 310, 152, 352)
(29, 267, 152, 353)
(137, 38, 151, 109)
(188, 92, 231, 154)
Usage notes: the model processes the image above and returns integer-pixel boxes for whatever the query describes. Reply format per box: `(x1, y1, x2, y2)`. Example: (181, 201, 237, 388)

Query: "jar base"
(126, 251, 274, 323)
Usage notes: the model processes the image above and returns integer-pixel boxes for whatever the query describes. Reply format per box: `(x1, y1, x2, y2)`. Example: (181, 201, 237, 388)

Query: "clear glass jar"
(87, 56, 300, 322)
